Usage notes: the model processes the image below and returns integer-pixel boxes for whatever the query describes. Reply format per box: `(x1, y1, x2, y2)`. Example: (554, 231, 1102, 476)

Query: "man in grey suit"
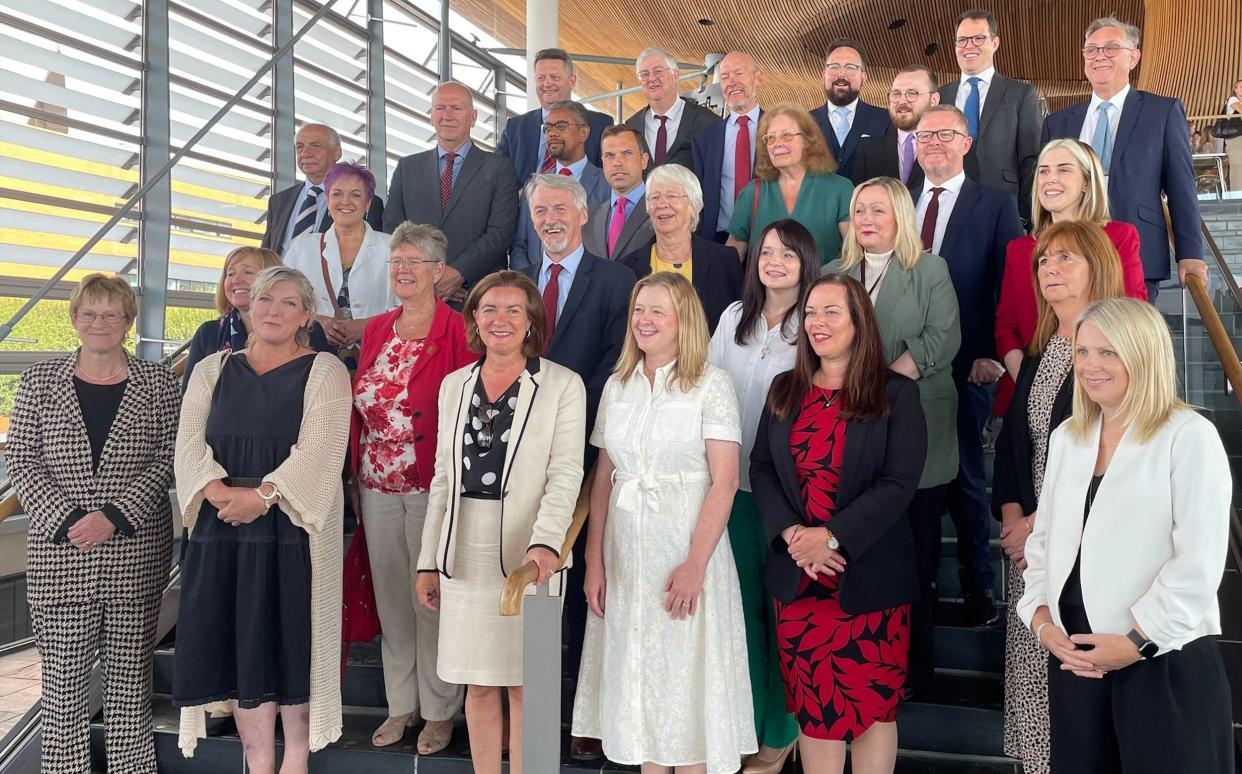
(583, 125, 655, 260)
(383, 81, 518, 303)
(624, 48, 721, 171)
(938, 9, 1042, 225)
(511, 101, 611, 272)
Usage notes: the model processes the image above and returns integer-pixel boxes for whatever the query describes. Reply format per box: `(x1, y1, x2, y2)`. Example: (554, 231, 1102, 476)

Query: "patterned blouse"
(353, 333, 426, 494)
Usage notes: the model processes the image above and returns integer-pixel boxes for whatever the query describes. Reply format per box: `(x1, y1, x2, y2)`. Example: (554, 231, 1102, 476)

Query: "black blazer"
(811, 100, 892, 182)
(625, 98, 722, 171)
(853, 126, 925, 190)
(260, 182, 384, 255)
(617, 235, 743, 334)
(991, 352, 1073, 520)
(689, 109, 763, 238)
(750, 374, 926, 613)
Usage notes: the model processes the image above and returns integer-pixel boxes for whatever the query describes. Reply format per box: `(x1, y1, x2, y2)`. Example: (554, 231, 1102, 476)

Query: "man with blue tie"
(810, 38, 891, 181)
(1043, 17, 1206, 300)
(690, 50, 763, 244)
(495, 48, 613, 183)
(511, 101, 611, 271)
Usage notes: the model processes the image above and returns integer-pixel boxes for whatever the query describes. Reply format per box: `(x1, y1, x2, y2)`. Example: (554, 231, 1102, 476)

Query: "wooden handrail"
(500, 464, 594, 617)
(1184, 274, 1242, 410)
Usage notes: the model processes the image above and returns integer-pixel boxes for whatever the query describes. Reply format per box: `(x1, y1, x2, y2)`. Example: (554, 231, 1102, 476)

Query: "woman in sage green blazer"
(824, 175, 960, 694)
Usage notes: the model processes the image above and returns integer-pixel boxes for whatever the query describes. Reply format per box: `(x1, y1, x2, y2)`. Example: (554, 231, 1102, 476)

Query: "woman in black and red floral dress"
(751, 274, 927, 773)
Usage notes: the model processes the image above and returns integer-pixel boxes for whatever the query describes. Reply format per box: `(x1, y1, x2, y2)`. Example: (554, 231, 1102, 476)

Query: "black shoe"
(965, 589, 1001, 627)
(569, 736, 604, 761)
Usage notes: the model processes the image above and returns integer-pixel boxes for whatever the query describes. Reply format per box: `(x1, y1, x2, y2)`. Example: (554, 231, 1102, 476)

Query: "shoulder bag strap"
(318, 233, 344, 319)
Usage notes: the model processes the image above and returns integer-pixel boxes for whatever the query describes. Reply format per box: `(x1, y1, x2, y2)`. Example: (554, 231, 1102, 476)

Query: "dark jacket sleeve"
(991, 356, 1031, 520)
(749, 404, 803, 554)
(382, 160, 407, 234)
(1015, 82, 1043, 226)
(260, 194, 279, 251)
(1161, 98, 1204, 261)
(510, 200, 534, 273)
(452, 159, 520, 284)
(586, 264, 636, 420)
(366, 194, 385, 233)
(181, 319, 216, 395)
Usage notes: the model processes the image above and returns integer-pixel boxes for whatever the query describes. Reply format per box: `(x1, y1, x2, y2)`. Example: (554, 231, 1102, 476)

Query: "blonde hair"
(69, 273, 137, 321)
(1029, 221, 1125, 355)
(214, 246, 282, 315)
(837, 177, 925, 272)
(246, 266, 317, 348)
(1030, 139, 1111, 235)
(1066, 298, 1187, 444)
(614, 272, 710, 392)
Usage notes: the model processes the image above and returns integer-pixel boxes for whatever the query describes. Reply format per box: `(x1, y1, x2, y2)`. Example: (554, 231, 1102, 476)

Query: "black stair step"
(896, 702, 1004, 757)
(934, 625, 1005, 673)
(922, 668, 1003, 709)
(936, 559, 1007, 601)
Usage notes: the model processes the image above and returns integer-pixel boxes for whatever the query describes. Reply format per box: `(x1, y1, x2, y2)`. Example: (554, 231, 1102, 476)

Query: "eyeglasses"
(74, 310, 127, 325)
(954, 34, 993, 48)
(914, 129, 969, 144)
(541, 121, 585, 133)
(637, 66, 671, 82)
(646, 193, 688, 204)
(762, 131, 803, 145)
(1082, 43, 1135, 59)
(888, 89, 930, 103)
(387, 258, 441, 268)
(822, 63, 863, 75)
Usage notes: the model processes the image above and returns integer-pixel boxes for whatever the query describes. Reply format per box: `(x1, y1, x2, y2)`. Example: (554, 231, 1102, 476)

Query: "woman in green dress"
(727, 103, 855, 266)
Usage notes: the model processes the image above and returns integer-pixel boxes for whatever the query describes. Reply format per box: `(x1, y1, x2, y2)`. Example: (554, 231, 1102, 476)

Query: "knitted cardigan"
(173, 351, 351, 756)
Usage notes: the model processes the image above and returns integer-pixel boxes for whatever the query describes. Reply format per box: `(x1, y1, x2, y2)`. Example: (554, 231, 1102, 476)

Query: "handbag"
(340, 520, 381, 675)
(1214, 102, 1242, 140)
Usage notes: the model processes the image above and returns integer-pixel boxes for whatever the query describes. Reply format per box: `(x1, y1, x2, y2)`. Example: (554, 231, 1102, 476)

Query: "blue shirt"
(607, 181, 645, 231)
(282, 179, 329, 253)
(437, 142, 473, 187)
(539, 244, 585, 320)
(719, 106, 762, 232)
(556, 156, 589, 179)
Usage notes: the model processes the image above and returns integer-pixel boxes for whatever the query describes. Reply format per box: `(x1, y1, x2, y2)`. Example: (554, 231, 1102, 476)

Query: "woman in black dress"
(174, 266, 352, 770)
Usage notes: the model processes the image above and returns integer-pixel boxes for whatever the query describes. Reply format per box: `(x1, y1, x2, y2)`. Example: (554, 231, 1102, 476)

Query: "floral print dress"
(353, 334, 425, 494)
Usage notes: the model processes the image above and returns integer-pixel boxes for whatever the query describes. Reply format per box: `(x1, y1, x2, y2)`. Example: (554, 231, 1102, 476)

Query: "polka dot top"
(459, 357, 540, 497)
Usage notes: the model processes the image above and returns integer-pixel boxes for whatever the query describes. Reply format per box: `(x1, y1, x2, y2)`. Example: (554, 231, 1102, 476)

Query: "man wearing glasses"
(625, 48, 721, 171)
(853, 65, 940, 188)
(1042, 17, 1205, 300)
(937, 9, 1042, 227)
(809, 37, 891, 181)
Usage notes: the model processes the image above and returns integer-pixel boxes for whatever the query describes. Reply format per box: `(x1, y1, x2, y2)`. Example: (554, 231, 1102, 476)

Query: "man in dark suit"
(1043, 16, 1205, 299)
(519, 173, 635, 762)
(938, 9, 1042, 226)
(583, 125, 655, 260)
(912, 106, 1022, 641)
(809, 38, 891, 181)
(495, 48, 612, 183)
(383, 82, 518, 304)
(624, 48, 720, 171)
(854, 65, 939, 188)
(690, 50, 763, 242)
(260, 123, 383, 254)
(511, 101, 611, 271)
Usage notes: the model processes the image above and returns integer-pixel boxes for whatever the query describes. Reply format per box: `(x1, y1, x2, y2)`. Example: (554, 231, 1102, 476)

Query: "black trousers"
(906, 484, 948, 691)
(944, 379, 996, 595)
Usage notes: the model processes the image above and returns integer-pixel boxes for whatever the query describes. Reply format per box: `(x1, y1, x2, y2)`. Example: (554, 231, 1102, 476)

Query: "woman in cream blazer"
(1018, 298, 1234, 774)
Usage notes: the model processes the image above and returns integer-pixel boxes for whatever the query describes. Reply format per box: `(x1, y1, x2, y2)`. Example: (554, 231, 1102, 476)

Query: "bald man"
(690, 51, 764, 242)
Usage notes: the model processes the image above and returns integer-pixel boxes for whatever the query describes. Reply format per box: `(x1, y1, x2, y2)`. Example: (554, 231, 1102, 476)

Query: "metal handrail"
(1200, 222, 1242, 312)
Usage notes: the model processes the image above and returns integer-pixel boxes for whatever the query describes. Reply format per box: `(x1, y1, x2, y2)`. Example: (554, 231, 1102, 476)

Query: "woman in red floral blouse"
(349, 222, 476, 752)
(750, 274, 926, 773)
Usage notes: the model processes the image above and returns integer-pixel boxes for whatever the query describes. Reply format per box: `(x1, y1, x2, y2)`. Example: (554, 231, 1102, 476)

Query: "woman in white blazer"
(283, 162, 395, 349)
(415, 270, 586, 774)
(1017, 298, 1234, 774)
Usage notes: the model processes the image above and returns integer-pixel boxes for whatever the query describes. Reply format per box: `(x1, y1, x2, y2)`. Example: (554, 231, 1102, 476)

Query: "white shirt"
(281, 179, 330, 254)
(954, 66, 996, 113)
(707, 301, 798, 492)
(862, 250, 895, 301)
(283, 222, 396, 319)
(1079, 84, 1130, 149)
(644, 96, 686, 160)
(916, 171, 967, 256)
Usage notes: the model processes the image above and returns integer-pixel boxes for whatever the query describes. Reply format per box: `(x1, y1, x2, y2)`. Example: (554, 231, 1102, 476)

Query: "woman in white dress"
(572, 271, 757, 774)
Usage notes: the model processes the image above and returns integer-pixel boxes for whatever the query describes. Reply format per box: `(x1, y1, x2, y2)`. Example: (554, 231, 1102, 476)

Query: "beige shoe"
(371, 713, 415, 747)
(416, 718, 454, 755)
(741, 740, 797, 774)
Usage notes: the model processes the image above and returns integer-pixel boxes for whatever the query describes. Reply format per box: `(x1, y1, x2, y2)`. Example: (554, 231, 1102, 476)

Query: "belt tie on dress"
(611, 470, 710, 512)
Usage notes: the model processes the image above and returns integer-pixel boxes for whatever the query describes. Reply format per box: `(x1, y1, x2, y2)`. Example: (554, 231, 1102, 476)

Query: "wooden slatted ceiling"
(455, 0, 1237, 127)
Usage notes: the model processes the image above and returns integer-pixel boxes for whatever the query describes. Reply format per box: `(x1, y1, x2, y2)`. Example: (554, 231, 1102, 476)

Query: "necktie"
(833, 107, 851, 146)
(606, 197, 628, 258)
(540, 150, 556, 174)
(1092, 102, 1114, 175)
(920, 187, 944, 252)
(899, 133, 915, 184)
(964, 77, 981, 140)
(440, 152, 456, 210)
(558, 167, 573, 177)
(291, 185, 322, 239)
(734, 115, 752, 202)
(542, 262, 563, 344)
(654, 114, 669, 165)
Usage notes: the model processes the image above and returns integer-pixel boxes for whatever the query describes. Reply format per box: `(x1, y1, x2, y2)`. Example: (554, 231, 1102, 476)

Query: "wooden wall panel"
(1139, 0, 1242, 129)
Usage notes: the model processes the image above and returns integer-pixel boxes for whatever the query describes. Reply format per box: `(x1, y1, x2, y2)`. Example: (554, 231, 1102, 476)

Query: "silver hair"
(523, 173, 589, 213)
(1085, 16, 1141, 49)
(389, 222, 447, 264)
(546, 99, 589, 125)
(635, 48, 678, 75)
(645, 163, 704, 231)
(248, 265, 317, 348)
(299, 123, 341, 151)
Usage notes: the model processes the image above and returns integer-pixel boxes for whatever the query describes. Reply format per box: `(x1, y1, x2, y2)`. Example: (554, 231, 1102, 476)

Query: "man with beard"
(511, 101, 611, 271)
(853, 65, 939, 188)
(690, 50, 764, 243)
(519, 172, 635, 762)
(625, 48, 721, 170)
(810, 38, 891, 181)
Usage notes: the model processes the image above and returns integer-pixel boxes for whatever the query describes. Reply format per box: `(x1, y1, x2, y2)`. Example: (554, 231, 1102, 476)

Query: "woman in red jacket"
(349, 222, 477, 752)
(994, 139, 1146, 416)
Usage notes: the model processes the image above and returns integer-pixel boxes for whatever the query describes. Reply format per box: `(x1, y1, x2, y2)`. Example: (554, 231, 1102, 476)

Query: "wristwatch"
(823, 527, 840, 552)
(1126, 628, 1158, 659)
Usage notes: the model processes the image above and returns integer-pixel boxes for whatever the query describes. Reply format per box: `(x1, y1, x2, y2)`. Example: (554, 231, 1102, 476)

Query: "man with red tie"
(624, 48, 721, 171)
(583, 125, 655, 261)
(691, 50, 764, 244)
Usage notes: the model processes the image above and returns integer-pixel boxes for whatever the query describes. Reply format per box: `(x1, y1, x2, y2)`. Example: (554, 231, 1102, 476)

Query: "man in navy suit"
(1043, 17, 1206, 300)
(520, 173, 635, 761)
(511, 101, 611, 271)
(690, 50, 763, 243)
(810, 38, 891, 181)
(625, 48, 721, 171)
(911, 106, 1022, 654)
(854, 65, 939, 188)
(495, 48, 612, 183)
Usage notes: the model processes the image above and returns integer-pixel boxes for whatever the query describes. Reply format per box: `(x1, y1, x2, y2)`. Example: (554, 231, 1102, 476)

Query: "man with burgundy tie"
(519, 172, 635, 762)
(690, 50, 763, 244)
(260, 123, 384, 255)
(911, 105, 1022, 637)
(809, 38, 891, 182)
(853, 65, 940, 188)
(624, 48, 721, 171)
(583, 124, 655, 261)
(383, 81, 518, 304)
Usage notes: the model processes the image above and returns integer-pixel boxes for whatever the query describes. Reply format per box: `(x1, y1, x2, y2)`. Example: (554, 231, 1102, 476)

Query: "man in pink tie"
(853, 65, 941, 189)
(583, 125, 655, 261)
